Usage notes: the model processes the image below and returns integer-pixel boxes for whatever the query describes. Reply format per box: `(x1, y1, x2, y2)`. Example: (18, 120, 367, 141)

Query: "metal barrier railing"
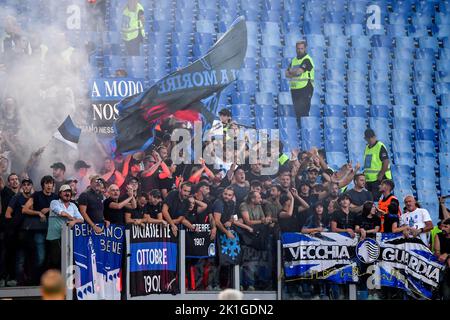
(0, 225, 356, 300)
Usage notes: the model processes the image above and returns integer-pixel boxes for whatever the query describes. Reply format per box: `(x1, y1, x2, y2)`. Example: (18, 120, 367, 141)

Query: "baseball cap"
(59, 184, 72, 193)
(74, 160, 91, 170)
(50, 162, 66, 171)
(65, 177, 78, 184)
(21, 178, 33, 185)
(218, 108, 231, 117)
(127, 176, 139, 184)
(364, 128, 376, 139)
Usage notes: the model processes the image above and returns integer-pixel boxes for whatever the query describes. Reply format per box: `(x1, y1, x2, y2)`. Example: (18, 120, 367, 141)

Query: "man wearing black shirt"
(331, 194, 358, 238)
(0, 173, 19, 286)
(435, 218, 450, 299)
(143, 190, 166, 223)
(347, 173, 373, 214)
(78, 176, 107, 234)
(245, 163, 264, 183)
(22, 175, 58, 284)
(104, 184, 136, 226)
(162, 181, 192, 236)
(3, 177, 32, 286)
(50, 162, 66, 195)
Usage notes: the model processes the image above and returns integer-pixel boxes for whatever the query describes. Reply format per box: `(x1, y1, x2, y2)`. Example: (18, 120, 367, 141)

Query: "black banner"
(185, 223, 216, 258)
(129, 223, 179, 297)
(217, 229, 242, 265)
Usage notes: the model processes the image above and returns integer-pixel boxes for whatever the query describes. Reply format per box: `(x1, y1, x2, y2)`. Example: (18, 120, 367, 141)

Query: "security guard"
(121, 0, 145, 56)
(285, 40, 314, 122)
(363, 128, 392, 200)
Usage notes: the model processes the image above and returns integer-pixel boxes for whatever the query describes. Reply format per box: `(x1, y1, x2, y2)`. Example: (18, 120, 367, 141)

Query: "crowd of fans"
(0, 113, 449, 300)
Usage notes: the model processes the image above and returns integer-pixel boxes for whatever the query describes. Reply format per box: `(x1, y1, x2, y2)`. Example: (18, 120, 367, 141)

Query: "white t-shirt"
(400, 208, 432, 246)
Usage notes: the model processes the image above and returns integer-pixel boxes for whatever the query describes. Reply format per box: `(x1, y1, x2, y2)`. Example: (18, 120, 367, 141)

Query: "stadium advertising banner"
(129, 223, 179, 297)
(282, 232, 445, 299)
(73, 223, 125, 300)
(185, 223, 216, 258)
(87, 78, 144, 135)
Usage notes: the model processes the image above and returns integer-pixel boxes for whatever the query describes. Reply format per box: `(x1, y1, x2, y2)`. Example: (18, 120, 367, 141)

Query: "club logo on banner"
(73, 223, 125, 300)
(186, 223, 215, 258)
(356, 238, 380, 264)
(282, 232, 445, 299)
(129, 223, 179, 297)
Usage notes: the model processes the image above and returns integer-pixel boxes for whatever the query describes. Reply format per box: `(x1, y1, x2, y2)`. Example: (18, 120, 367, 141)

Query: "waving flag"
(53, 115, 81, 149)
(113, 17, 248, 155)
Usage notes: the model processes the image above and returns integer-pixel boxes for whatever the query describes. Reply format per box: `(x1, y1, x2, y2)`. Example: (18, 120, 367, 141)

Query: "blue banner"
(282, 232, 445, 299)
(73, 223, 125, 300)
(129, 242, 178, 272)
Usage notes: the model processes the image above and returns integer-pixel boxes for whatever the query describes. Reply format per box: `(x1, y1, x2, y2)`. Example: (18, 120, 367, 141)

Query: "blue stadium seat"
(278, 92, 293, 105)
(393, 104, 414, 119)
(236, 80, 257, 92)
(324, 105, 345, 117)
(255, 92, 275, 105)
(230, 92, 252, 104)
(231, 104, 252, 118)
(278, 105, 296, 117)
(415, 129, 436, 141)
(370, 105, 390, 118)
(395, 37, 416, 52)
(394, 152, 415, 167)
(371, 91, 391, 105)
(345, 23, 364, 36)
(256, 117, 276, 130)
(254, 105, 275, 118)
(306, 34, 327, 48)
(347, 105, 367, 117)
(394, 94, 414, 106)
(415, 140, 436, 156)
(304, 20, 323, 35)
(325, 92, 346, 105)
(326, 152, 348, 170)
(301, 116, 321, 130)
(301, 129, 323, 150)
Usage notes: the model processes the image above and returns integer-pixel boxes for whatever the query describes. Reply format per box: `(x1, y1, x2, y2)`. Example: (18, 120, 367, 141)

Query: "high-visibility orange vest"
(378, 194, 401, 232)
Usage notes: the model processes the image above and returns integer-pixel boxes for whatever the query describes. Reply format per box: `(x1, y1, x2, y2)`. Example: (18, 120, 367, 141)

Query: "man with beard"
(347, 173, 373, 214)
(50, 162, 66, 194)
(3, 177, 32, 286)
(162, 181, 192, 237)
(47, 185, 83, 270)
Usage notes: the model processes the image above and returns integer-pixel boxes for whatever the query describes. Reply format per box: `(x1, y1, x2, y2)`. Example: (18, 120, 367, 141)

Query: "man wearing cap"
(78, 176, 107, 234)
(47, 185, 83, 269)
(73, 160, 91, 194)
(65, 177, 78, 202)
(50, 162, 66, 194)
(22, 175, 58, 284)
(3, 178, 33, 286)
(363, 128, 392, 200)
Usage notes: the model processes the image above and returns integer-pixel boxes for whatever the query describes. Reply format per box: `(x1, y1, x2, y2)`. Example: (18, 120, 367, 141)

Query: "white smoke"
(0, 1, 107, 179)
